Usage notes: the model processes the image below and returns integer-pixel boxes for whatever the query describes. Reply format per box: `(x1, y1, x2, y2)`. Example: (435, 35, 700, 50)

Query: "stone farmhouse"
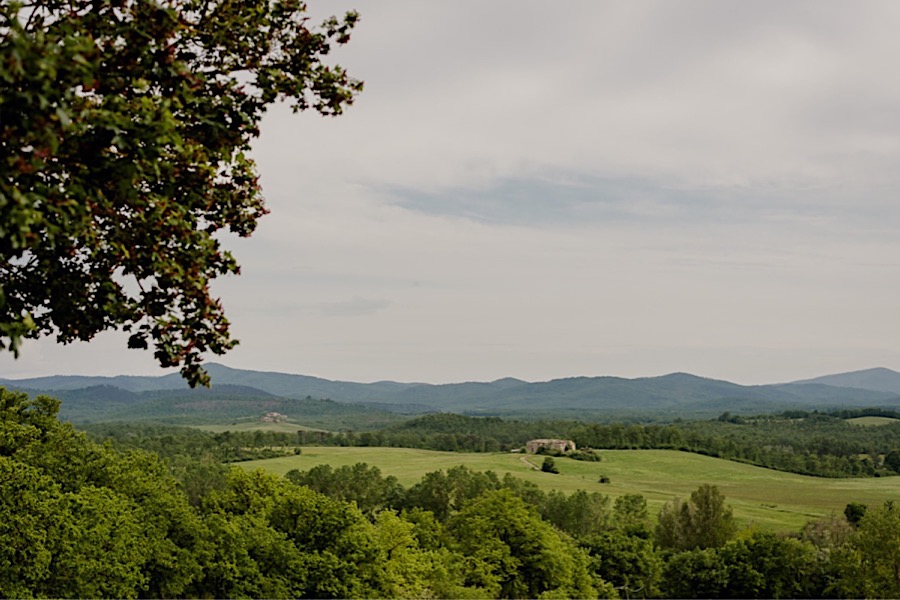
(526, 438, 576, 454)
(260, 411, 287, 423)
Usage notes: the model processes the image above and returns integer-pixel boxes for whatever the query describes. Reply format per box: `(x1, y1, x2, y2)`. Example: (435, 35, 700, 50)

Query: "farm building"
(526, 438, 576, 454)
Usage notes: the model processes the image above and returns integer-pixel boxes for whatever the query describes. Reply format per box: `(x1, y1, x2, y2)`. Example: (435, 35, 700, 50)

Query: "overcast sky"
(5, 0, 900, 384)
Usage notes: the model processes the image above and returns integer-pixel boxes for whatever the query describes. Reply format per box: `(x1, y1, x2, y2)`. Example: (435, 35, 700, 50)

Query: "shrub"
(569, 448, 602, 462)
(541, 457, 559, 474)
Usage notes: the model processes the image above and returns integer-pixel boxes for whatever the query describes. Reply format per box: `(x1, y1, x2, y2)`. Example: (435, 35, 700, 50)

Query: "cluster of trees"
(82, 422, 299, 464)
(569, 415, 900, 478)
(652, 493, 900, 599)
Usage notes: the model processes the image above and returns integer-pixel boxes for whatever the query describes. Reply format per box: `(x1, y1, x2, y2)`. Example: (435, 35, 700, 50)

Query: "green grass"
(846, 416, 900, 426)
(240, 447, 900, 533)
(194, 419, 327, 434)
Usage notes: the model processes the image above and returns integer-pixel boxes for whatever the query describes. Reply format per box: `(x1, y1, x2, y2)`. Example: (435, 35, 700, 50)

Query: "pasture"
(240, 447, 900, 532)
(196, 419, 325, 434)
(846, 416, 900, 426)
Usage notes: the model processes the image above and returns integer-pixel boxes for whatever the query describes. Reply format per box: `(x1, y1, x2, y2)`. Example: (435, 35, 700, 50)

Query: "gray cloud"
(7, 1, 900, 384)
(315, 296, 391, 318)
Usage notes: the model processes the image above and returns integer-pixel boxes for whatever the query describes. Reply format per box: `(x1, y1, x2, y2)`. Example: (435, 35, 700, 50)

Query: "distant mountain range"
(3, 363, 900, 424)
(791, 367, 900, 395)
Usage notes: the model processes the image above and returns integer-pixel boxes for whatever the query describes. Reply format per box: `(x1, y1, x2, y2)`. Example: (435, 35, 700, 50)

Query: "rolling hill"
(791, 367, 900, 395)
(3, 364, 900, 423)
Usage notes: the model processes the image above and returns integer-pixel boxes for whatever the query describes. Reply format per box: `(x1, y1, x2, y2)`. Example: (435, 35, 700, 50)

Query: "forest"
(3, 387, 900, 599)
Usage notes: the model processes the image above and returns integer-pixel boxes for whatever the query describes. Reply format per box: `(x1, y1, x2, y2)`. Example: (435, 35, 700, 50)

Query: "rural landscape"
(5, 0, 900, 598)
(2, 364, 900, 597)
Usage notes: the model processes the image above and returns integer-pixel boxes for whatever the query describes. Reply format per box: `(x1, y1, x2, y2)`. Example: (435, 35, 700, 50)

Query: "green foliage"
(613, 493, 653, 538)
(660, 548, 730, 598)
(801, 512, 855, 556)
(0, 457, 59, 597)
(48, 487, 150, 598)
(9, 385, 900, 598)
(0, 387, 207, 597)
(83, 421, 296, 464)
(572, 415, 900, 478)
(383, 412, 576, 452)
(659, 532, 824, 599)
(285, 463, 404, 517)
(689, 484, 737, 549)
(448, 489, 610, 599)
(721, 532, 821, 598)
(569, 447, 603, 461)
(196, 468, 388, 598)
(369, 511, 436, 598)
(542, 456, 560, 474)
(835, 501, 900, 599)
(401, 466, 502, 521)
(541, 489, 611, 538)
(582, 531, 663, 598)
(74, 388, 404, 430)
(844, 502, 868, 526)
(884, 449, 900, 472)
(0, 392, 652, 597)
(0, 0, 361, 385)
(655, 484, 736, 551)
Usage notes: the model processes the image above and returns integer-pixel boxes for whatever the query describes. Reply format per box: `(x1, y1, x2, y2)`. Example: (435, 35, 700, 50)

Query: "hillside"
(791, 367, 900, 394)
(3, 363, 900, 422)
(240, 446, 900, 532)
(4, 382, 407, 429)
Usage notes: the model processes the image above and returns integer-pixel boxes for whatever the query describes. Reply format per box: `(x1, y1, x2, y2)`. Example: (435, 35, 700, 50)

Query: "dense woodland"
(4, 387, 900, 598)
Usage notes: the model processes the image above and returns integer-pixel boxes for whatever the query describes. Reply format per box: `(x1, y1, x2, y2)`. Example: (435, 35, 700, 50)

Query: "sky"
(5, 0, 900, 385)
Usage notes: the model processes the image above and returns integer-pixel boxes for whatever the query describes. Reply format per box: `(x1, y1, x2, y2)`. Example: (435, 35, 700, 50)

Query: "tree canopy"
(655, 484, 736, 552)
(0, 0, 362, 385)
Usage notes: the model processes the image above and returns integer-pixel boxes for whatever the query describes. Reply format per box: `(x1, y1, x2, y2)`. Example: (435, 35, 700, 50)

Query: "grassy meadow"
(195, 419, 326, 434)
(846, 415, 900, 426)
(240, 447, 900, 532)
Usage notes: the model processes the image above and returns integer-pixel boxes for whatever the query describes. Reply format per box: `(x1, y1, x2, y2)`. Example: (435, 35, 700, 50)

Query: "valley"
(239, 446, 900, 532)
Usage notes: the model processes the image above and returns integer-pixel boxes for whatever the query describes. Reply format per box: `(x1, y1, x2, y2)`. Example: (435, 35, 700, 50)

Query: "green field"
(195, 420, 326, 434)
(846, 416, 900, 426)
(240, 447, 900, 532)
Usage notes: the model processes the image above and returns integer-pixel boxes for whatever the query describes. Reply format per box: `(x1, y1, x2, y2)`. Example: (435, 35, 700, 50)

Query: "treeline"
(6, 387, 900, 598)
(325, 412, 900, 478)
(818, 407, 900, 420)
(82, 422, 298, 463)
(570, 414, 900, 478)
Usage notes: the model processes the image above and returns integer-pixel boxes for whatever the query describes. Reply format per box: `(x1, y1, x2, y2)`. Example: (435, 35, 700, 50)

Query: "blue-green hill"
(4, 363, 900, 422)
